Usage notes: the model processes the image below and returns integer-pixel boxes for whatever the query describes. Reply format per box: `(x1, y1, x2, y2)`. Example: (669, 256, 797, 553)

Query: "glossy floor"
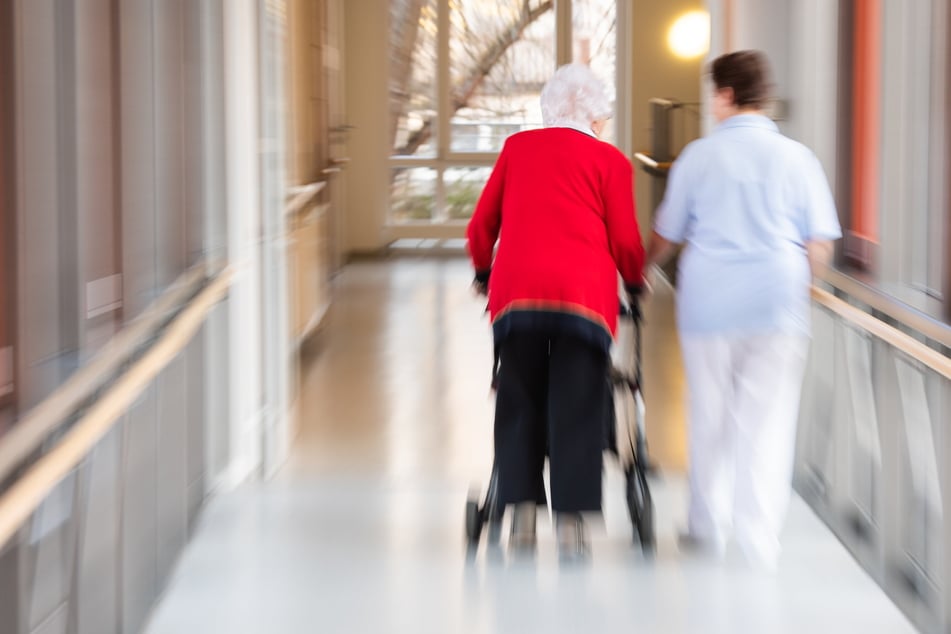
(145, 256, 915, 634)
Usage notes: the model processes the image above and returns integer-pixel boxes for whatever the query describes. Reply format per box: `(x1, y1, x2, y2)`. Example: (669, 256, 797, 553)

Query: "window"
(390, 0, 438, 158)
(448, 2, 555, 154)
(388, 0, 622, 231)
(573, 0, 618, 144)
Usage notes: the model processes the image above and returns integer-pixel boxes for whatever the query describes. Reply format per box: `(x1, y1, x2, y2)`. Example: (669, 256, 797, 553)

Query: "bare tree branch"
(389, 0, 427, 150)
(395, 0, 554, 156)
(591, 16, 617, 62)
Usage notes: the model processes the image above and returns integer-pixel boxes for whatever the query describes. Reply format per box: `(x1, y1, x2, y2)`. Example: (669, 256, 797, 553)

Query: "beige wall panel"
(343, 0, 389, 252)
(629, 0, 704, 229)
(15, 0, 65, 407)
(154, 0, 188, 287)
(75, 0, 122, 352)
(119, 0, 158, 319)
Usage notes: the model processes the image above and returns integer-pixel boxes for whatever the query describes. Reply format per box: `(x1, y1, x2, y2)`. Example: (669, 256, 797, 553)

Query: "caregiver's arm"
(806, 239, 834, 277)
(647, 230, 678, 269)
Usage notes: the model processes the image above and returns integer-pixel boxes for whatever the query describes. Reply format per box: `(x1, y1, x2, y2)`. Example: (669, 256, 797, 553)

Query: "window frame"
(386, 0, 629, 237)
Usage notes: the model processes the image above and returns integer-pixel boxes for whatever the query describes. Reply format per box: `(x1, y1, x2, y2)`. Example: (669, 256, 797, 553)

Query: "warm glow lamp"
(667, 11, 711, 59)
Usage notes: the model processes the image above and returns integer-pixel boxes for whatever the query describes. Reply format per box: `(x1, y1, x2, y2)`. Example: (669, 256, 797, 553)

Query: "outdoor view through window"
(388, 0, 618, 224)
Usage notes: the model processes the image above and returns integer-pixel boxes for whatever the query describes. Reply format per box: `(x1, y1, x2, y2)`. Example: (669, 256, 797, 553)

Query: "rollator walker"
(464, 299, 656, 555)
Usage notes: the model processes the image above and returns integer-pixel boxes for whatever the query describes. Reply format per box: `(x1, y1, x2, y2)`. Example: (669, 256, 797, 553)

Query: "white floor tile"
(145, 258, 916, 634)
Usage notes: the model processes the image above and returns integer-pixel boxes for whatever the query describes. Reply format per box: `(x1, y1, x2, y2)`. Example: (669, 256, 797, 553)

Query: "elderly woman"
(466, 63, 645, 559)
(647, 51, 841, 571)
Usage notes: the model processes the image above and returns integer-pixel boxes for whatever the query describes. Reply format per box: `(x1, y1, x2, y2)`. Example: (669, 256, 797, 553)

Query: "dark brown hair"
(711, 50, 771, 109)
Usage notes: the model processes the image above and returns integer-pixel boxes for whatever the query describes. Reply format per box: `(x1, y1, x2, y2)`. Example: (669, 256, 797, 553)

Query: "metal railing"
(0, 262, 231, 633)
(796, 267, 951, 634)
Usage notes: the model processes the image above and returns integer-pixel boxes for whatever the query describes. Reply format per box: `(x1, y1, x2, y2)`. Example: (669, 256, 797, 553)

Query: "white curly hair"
(540, 63, 613, 130)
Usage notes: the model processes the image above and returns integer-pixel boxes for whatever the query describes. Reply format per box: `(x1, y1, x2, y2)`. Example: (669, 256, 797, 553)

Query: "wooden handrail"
(0, 268, 232, 549)
(811, 286, 951, 381)
(815, 265, 951, 349)
(285, 181, 326, 218)
(633, 152, 672, 177)
(0, 264, 216, 485)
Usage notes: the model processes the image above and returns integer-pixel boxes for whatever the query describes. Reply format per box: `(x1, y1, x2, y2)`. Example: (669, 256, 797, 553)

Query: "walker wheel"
(626, 466, 656, 556)
(637, 503, 656, 556)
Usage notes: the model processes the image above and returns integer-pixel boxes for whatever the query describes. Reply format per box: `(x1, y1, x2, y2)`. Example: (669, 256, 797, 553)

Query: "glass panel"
(449, 0, 555, 153)
(946, 0, 951, 310)
(391, 167, 438, 222)
(390, 0, 438, 157)
(28, 475, 77, 629)
(0, 0, 13, 424)
(895, 358, 947, 579)
(929, 0, 950, 299)
(0, 190, 11, 420)
(573, 0, 617, 144)
(445, 166, 490, 220)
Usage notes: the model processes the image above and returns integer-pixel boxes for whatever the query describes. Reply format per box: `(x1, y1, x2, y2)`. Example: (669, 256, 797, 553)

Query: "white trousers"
(680, 333, 809, 568)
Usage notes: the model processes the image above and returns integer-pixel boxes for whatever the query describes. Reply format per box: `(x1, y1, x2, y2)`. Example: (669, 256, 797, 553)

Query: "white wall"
(259, 0, 294, 477)
(222, 0, 264, 488)
(707, 0, 840, 179)
(199, 0, 232, 489)
(786, 0, 840, 177)
(729, 0, 791, 96)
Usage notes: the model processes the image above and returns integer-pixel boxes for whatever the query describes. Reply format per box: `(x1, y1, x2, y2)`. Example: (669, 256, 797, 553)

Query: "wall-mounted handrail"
(0, 267, 232, 549)
(815, 266, 951, 349)
(0, 264, 217, 486)
(285, 180, 326, 218)
(811, 285, 951, 381)
(633, 152, 672, 178)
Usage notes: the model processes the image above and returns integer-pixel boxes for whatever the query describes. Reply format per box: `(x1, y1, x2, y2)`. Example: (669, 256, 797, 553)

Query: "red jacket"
(466, 128, 645, 349)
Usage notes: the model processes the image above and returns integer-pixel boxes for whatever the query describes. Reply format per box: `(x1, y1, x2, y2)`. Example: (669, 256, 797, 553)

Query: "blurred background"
(0, 0, 948, 633)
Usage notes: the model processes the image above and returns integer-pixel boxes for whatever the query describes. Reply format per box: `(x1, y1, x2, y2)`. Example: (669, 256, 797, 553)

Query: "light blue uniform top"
(654, 114, 842, 336)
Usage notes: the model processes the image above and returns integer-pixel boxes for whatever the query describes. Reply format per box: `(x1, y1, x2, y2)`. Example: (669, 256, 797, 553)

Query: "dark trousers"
(494, 332, 610, 513)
